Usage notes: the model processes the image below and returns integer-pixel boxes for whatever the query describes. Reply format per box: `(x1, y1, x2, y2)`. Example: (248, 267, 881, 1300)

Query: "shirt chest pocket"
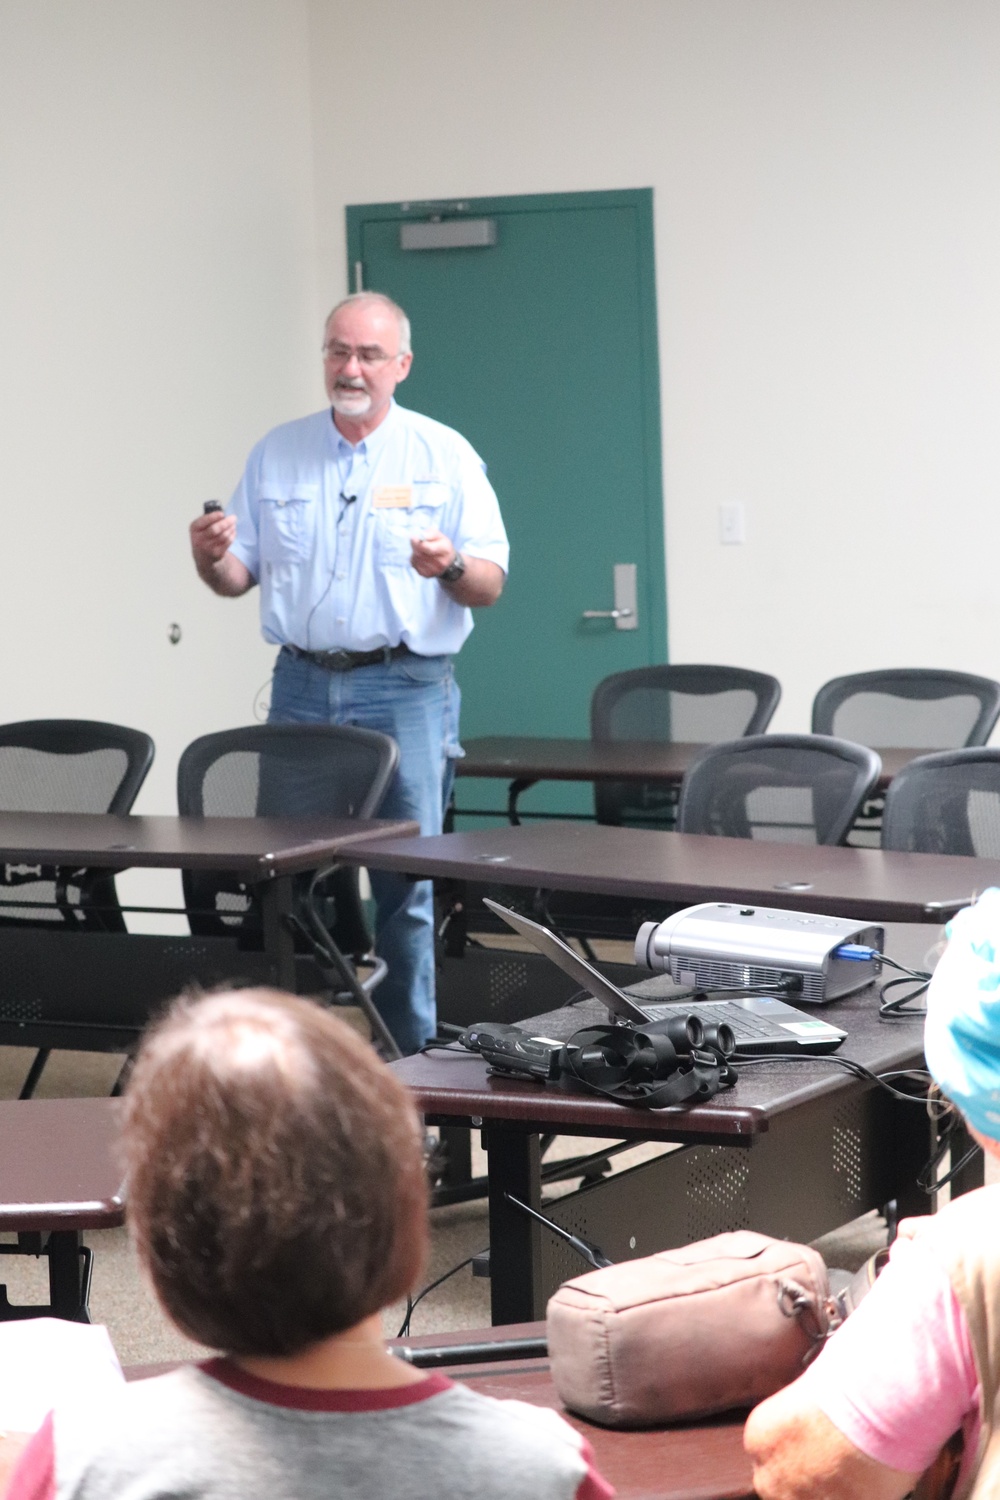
(258, 484, 319, 565)
(376, 487, 448, 568)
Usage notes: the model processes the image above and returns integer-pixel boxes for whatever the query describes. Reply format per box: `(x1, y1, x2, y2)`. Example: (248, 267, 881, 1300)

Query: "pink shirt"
(798, 1233, 981, 1482)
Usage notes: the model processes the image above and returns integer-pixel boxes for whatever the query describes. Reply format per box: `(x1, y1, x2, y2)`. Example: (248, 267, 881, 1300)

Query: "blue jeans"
(268, 647, 460, 1054)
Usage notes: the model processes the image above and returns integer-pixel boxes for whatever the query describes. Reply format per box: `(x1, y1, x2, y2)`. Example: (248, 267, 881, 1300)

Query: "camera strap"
(559, 1024, 737, 1109)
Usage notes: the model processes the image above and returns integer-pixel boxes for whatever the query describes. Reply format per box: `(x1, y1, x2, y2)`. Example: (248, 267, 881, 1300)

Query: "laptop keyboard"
(642, 1000, 791, 1042)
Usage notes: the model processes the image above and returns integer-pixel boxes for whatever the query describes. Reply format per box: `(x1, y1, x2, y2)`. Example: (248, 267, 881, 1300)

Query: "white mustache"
(336, 377, 367, 390)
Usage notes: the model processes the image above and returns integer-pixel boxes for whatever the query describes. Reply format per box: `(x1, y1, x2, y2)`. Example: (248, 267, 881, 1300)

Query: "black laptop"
(483, 899, 846, 1056)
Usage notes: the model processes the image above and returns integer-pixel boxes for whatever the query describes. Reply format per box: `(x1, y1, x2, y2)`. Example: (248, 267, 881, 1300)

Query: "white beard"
(330, 380, 372, 418)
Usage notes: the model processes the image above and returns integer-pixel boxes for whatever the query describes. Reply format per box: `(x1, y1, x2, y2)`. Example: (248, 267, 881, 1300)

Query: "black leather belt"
(282, 643, 412, 673)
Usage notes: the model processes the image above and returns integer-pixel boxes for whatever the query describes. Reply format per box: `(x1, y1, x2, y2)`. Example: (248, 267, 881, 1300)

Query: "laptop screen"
(482, 898, 652, 1024)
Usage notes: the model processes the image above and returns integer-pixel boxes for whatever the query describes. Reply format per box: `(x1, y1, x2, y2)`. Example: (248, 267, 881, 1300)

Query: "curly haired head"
(121, 989, 428, 1356)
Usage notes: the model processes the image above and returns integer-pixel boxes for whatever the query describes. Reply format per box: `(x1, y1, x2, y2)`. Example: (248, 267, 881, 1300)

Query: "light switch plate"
(719, 502, 746, 545)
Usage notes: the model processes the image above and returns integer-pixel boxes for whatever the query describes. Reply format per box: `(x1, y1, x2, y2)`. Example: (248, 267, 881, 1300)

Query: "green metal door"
(347, 189, 666, 816)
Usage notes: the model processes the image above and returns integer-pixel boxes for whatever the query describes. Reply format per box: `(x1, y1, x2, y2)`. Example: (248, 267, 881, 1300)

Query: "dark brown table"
(339, 820, 995, 923)
(456, 738, 706, 824)
(455, 737, 922, 824)
(0, 1098, 124, 1321)
(0, 810, 417, 876)
(0, 812, 418, 1053)
(393, 924, 943, 1324)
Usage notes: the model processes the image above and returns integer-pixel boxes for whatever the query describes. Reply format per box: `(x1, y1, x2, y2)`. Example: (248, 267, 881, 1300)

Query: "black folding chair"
(678, 734, 882, 846)
(591, 664, 782, 829)
(0, 719, 154, 932)
(177, 724, 401, 1057)
(882, 748, 1000, 857)
(812, 670, 1000, 749)
(0, 719, 155, 1095)
(811, 669, 1000, 847)
(530, 666, 782, 954)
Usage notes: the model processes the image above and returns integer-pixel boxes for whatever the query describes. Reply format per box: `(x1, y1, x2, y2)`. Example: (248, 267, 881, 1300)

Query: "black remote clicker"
(459, 1022, 565, 1081)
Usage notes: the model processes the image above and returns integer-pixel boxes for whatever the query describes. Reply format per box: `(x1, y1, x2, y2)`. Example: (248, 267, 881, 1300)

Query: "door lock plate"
(582, 564, 638, 630)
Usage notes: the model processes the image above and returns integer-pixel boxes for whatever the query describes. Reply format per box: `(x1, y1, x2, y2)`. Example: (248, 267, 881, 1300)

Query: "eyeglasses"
(321, 341, 400, 368)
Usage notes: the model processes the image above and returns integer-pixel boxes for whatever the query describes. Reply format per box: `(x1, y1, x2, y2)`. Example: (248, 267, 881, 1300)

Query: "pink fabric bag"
(546, 1230, 832, 1427)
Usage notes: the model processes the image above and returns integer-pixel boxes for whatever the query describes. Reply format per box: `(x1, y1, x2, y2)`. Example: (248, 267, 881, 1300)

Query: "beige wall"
(308, 0, 1000, 733)
(0, 0, 320, 819)
(2, 0, 999, 818)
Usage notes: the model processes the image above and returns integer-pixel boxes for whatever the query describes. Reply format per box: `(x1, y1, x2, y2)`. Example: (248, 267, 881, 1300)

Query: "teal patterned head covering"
(924, 887, 1000, 1141)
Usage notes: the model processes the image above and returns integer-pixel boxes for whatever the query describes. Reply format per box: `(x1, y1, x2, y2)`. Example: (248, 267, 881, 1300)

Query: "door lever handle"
(581, 564, 639, 631)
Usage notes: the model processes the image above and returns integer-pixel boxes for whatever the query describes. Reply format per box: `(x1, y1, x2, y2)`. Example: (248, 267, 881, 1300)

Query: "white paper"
(0, 1320, 124, 1431)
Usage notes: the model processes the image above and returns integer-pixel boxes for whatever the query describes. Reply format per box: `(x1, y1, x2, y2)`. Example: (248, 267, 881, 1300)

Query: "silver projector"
(634, 902, 884, 1005)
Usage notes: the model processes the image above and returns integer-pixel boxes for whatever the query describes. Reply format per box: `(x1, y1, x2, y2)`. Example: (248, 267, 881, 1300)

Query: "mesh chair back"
(677, 734, 882, 846)
(811, 670, 1000, 749)
(882, 748, 1000, 857)
(590, 664, 781, 828)
(177, 724, 398, 951)
(0, 719, 153, 814)
(0, 719, 154, 930)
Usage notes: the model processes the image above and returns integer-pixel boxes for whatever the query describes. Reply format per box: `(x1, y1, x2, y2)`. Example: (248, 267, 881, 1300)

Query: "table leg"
(944, 1117, 985, 1200)
(259, 875, 297, 992)
(435, 1126, 473, 1188)
(484, 1126, 544, 1324)
(46, 1231, 89, 1321)
(883, 1089, 938, 1230)
(507, 778, 538, 826)
(430, 1127, 490, 1206)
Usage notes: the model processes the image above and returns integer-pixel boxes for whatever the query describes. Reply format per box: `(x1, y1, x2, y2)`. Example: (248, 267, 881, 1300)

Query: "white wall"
(306, 0, 1000, 732)
(0, 0, 321, 817)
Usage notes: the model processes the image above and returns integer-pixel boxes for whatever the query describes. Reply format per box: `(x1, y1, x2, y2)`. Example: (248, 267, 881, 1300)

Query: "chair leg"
(337, 979, 403, 1062)
(18, 1049, 51, 1100)
(290, 907, 403, 1060)
(320, 942, 402, 1061)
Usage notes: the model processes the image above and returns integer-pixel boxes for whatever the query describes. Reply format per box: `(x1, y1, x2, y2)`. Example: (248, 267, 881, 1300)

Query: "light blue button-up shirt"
(228, 402, 509, 656)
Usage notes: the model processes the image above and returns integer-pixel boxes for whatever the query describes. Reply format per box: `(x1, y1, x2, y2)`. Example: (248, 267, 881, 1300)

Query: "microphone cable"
(303, 491, 357, 649)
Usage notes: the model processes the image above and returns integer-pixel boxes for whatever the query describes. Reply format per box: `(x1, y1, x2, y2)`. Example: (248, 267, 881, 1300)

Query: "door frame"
(346, 187, 668, 665)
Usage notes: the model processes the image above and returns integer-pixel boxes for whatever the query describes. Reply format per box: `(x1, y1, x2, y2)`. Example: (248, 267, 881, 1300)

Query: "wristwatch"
(439, 552, 466, 586)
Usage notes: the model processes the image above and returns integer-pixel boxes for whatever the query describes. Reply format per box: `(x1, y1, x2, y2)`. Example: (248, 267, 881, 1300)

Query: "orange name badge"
(372, 485, 413, 509)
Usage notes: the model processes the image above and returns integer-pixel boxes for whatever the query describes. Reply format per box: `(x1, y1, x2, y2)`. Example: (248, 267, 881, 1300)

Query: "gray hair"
(325, 292, 411, 356)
